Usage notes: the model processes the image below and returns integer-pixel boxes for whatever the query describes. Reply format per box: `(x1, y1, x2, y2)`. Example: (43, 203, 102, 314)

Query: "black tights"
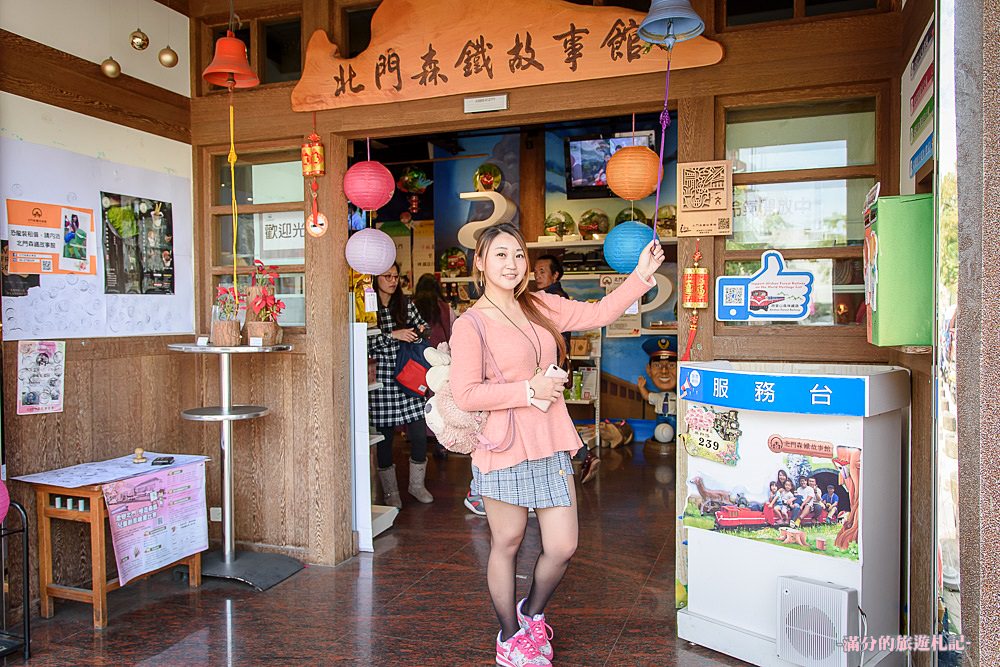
(376, 419, 427, 468)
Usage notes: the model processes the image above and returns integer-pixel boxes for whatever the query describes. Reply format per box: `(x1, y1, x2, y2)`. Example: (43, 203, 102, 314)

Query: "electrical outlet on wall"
(210, 507, 222, 522)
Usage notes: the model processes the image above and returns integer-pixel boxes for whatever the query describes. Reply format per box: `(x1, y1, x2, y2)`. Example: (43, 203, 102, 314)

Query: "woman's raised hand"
(391, 328, 419, 342)
(636, 238, 665, 281)
(529, 372, 566, 403)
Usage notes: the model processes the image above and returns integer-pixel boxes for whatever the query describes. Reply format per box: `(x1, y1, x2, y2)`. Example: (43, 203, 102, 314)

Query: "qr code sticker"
(717, 217, 731, 232)
(41, 259, 53, 272)
(722, 285, 744, 306)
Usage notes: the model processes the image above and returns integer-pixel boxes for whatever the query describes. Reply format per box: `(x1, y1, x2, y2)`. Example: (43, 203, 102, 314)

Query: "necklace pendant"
(535, 367, 542, 375)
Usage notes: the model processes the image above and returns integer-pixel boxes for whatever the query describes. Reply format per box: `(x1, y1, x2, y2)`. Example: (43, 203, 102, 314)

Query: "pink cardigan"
(450, 271, 654, 474)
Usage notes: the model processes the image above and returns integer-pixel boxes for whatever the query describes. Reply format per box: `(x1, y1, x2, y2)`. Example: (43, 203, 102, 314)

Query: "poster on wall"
(601, 274, 640, 337)
(1, 241, 40, 297)
(680, 407, 862, 562)
(102, 461, 209, 586)
(16, 340, 65, 415)
(676, 160, 733, 237)
(715, 251, 814, 322)
(411, 220, 436, 281)
(101, 192, 174, 295)
(4, 199, 97, 275)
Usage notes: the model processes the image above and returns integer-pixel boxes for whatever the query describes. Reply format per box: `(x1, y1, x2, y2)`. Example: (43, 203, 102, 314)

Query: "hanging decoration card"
(676, 160, 733, 237)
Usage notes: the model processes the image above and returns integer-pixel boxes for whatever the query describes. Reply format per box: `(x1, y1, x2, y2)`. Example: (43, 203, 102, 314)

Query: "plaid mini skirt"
(472, 451, 574, 509)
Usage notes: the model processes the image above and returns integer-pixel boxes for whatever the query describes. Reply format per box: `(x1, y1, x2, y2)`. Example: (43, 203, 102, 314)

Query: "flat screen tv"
(564, 131, 657, 199)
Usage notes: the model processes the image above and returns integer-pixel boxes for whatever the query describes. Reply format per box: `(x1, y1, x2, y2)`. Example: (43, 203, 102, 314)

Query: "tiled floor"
(9, 442, 747, 666)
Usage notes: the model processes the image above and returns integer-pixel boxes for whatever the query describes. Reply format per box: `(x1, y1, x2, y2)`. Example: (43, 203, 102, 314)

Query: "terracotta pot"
(245, 320, 282, 346)
(210, 319, 241, 347)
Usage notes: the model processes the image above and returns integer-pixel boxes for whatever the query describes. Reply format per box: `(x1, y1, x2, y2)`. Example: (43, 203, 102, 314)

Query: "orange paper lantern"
(606, 146, 661, 201)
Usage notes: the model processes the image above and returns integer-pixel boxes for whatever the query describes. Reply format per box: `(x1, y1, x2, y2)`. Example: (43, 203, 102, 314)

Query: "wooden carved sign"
(291, 0, 723, 112)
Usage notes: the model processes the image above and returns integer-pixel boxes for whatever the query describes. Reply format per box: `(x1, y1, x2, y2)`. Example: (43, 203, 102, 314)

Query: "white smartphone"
(530, 364, 569, 412)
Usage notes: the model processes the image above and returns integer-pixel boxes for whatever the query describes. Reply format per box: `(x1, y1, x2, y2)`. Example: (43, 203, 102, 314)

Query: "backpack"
(394, 338, 432, 398)
(423, 311, 515, 454)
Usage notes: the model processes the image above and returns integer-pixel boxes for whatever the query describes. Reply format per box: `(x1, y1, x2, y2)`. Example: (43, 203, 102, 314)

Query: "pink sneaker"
(516, 598, 554, 661)
(496, 628, 551, 666)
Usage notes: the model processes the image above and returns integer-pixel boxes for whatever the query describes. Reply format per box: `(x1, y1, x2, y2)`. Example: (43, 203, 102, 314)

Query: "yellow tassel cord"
(227, 92, 239, 305)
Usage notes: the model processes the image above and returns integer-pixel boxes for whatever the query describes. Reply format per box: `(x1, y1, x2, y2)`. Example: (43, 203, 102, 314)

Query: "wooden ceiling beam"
(0, 30, 191, 144)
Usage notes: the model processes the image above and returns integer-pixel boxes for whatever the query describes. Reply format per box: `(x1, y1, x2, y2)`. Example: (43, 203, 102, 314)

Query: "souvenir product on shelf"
(474, 163, 503, 192)
(615, 207, 648, 226)
(439, 247, 468, 277)
(544, 211, 577, 238)
(579, 209, 610, 239)
(655, 204, 678, 237)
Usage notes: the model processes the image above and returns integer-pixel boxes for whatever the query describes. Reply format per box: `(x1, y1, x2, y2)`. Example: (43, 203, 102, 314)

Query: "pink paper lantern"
(0, 479, 9, 523)
(343, 161, 395, 211)
(346, 227, 396, 275)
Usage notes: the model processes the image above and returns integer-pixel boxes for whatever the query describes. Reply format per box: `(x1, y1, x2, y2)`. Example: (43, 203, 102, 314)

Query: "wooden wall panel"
(3, 336, 202, 613)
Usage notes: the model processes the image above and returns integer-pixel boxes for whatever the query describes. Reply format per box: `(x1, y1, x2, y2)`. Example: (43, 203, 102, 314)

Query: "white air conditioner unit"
(777, 576, 860, 667)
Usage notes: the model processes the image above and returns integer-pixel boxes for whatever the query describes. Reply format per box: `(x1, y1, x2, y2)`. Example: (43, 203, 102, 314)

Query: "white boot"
(408, 459, 434, 503)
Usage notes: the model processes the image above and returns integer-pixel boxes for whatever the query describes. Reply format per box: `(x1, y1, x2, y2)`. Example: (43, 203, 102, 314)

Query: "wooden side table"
(32, 483, 201, 629)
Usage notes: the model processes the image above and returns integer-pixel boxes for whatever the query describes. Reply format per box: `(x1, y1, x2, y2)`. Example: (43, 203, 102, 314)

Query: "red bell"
(203, 31, 259, 88)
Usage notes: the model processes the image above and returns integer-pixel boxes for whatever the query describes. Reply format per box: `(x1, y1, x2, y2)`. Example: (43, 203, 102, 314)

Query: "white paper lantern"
(345, 228, 396, 275)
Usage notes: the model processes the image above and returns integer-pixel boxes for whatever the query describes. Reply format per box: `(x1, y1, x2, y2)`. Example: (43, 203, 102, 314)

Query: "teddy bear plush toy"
(423, 342, 483, 454)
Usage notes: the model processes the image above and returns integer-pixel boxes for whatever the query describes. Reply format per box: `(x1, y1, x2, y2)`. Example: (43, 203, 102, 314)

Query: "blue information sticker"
(715, 251, 814, 322)
(678, 365, 867, 417)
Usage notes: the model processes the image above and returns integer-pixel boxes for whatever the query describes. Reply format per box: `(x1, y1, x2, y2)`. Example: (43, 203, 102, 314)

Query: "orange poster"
(5, 199, 97, 275)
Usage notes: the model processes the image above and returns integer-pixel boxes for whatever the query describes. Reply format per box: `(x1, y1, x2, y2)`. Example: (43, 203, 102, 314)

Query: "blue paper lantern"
(603, 221, 655, 274)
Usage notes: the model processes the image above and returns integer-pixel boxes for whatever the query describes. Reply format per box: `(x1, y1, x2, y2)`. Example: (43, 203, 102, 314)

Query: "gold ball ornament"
(101, 57, 122, 78)
(606, 145, 661, 201)
(158, 45, 179, 68)
(130, 28, 150, 51)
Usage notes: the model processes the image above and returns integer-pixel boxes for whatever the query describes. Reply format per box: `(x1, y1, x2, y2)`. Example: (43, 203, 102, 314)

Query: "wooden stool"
(32, 483, 201, 629)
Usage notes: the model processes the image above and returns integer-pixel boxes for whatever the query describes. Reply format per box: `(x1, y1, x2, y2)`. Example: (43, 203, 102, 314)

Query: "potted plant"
(246, 259, 284, 346)
(211, 285, 243, 346)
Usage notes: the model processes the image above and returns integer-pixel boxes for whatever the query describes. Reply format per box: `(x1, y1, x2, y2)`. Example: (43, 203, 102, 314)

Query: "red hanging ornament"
(303, 119, 328, 237)
(680, 239, 709, 362)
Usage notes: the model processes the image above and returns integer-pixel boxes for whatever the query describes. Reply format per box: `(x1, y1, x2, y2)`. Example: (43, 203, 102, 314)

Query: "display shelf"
(641, 325, 679, 336)
(367, 327, 382, 337)
(369, 432, 385, 446)
(181, 406, 269, 422)
(167, 343, 292, 354)
(168, 341, 299, 591)
(372, 505, 399, 538)
(526, 236, 678, 250)
(569, 355, 600, 361)
(441, 276, 475, 283)
(565, 398, 597, 405)
(368, 381, 383, 392)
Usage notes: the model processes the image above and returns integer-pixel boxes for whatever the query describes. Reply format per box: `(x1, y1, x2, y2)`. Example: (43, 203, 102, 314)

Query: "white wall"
(0, 0, 191, 97)
(0, 93, 191, 176)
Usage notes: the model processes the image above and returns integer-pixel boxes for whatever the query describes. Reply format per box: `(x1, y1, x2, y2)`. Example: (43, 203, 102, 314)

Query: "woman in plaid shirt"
(368, 262, 433, 507)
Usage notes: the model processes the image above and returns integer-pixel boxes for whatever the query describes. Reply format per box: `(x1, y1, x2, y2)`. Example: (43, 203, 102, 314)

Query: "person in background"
(413, 273, 457, 347)
(368, 263, 434, 508)
(534, 254, 600, 485)
(413, 273, 458, 461)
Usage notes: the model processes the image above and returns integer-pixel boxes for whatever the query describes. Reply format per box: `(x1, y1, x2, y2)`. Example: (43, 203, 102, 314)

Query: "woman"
(449, 223, 663, 666)
(413, 273, 456, 348)
(367, 263, 434, 507)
